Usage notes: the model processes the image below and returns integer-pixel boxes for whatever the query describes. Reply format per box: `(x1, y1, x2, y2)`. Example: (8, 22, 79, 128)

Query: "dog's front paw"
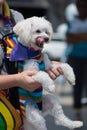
(32, 71, 55, 93)
(60, 63, 75, 85)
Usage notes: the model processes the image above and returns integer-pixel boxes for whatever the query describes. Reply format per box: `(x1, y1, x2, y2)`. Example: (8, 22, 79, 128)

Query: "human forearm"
(0, 71, 41, 91)
(0, 74, 18, 90)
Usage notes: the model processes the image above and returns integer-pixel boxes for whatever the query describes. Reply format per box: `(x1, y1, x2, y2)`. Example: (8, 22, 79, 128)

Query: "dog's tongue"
(36, 37, 44, 44)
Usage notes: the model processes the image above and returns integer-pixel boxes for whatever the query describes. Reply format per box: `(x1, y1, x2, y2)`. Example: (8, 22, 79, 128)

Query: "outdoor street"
(45, 106, 87, 130)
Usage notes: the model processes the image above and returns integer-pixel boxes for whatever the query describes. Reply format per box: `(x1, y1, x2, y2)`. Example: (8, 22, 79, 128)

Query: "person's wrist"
(13, 73, 21, 87)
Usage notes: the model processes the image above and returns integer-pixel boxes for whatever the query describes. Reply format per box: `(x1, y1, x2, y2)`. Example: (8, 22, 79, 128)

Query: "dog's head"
(13, 16, 53, 50)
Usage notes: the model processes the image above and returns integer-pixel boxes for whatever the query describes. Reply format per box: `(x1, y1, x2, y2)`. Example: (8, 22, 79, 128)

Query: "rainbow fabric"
(3, 33, 18, 58)
(18, 54, 45, 116)
(0, 93, 22, 130)
(0, 1, 16, 59)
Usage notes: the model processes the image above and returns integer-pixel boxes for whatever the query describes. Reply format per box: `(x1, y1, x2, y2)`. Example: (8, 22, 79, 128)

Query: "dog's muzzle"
(36, 36, 49, 48)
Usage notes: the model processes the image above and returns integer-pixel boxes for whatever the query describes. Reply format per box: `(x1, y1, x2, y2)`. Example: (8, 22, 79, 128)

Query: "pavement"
(44, 79, 87, 130)
(45, 106, 87, 130)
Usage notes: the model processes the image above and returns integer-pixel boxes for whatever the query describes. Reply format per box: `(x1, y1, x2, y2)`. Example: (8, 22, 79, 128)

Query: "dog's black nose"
(44, 37, 49, 42)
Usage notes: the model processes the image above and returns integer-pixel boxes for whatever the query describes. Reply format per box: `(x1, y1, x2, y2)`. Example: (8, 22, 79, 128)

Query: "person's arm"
(66, 33, 87, 43)
(0, 70, 41, 92)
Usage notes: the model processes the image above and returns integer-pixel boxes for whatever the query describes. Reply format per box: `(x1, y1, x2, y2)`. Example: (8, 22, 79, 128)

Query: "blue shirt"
(66, 17, 87, 58)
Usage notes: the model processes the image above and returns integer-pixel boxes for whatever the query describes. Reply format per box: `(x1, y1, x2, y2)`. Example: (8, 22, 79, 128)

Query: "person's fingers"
(25, 70, 38, 76)
(24, 79, 40, 91)
(52, 61, 61, 65)
(57, 67, 63, 74)
(47, 69, 58, 80)
(50, 67, 60, 77)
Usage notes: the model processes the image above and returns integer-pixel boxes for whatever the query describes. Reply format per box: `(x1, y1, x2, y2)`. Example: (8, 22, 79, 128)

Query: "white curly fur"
(13, 16, 83, 130)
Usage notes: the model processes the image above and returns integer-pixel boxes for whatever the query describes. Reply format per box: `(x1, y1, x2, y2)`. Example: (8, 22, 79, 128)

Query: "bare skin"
(0, 71, 41, 92)
(47, 61, 63, 80)
(0, 62, 62, 91)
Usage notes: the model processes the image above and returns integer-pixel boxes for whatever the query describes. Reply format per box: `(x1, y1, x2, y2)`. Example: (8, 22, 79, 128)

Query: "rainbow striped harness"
(18, 53, 45, 116)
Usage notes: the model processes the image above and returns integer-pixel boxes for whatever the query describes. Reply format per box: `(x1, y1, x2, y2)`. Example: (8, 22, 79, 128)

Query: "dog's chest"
(18, 54, 45, 72)
(18, 54, 45, 112)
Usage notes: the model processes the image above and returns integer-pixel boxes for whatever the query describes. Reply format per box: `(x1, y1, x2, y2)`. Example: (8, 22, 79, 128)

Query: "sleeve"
(0, 45, 4, 66)
(10, 9, 24, 23)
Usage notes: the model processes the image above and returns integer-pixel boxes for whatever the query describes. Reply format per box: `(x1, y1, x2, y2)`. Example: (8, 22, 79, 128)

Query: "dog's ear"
(48, 23, 53, 41)
(42, 17, 53, 41)
(13, 19, 31, 46)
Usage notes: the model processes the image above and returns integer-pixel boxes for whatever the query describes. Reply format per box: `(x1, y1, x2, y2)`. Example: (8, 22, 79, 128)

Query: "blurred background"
(7, 0, 87, 130)
(7, 0, 70, 30)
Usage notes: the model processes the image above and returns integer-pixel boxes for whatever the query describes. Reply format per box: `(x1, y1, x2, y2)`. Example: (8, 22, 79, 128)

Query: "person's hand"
(46, 61, 63, 80)
(16, 70, 41, 92)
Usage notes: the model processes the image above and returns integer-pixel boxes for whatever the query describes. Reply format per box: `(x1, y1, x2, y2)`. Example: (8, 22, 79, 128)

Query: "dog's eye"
(36, 30, 41, 33)
(46, 31, 50, 35)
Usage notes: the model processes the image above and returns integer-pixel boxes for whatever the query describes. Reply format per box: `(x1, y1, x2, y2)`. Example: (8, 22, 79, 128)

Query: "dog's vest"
(18, 53, 45, 116)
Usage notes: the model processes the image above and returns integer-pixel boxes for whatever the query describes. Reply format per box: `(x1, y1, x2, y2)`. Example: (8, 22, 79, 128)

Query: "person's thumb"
(26, 70, 38, 76)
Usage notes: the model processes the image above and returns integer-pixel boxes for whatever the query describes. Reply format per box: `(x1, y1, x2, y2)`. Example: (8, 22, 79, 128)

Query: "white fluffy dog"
(10, 17, 83, 130)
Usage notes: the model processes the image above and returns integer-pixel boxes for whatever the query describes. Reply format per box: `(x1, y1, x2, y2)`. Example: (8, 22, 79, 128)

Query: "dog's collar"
(10, 42, 41, 61)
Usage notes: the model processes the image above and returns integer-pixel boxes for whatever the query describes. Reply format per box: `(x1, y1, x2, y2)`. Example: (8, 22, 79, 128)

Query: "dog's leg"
(60, 63, 75, 85)
(24, 59, 55, 93)
(52, 63, 75, 86)
(44, 53, 75, 86)
(33, 71, 55, 93)
(25, 104, 47, 130)
(42, 94, 83, 129)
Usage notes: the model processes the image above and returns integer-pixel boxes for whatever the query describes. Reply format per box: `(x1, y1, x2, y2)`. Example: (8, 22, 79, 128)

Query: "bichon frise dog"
(10, 16, 83, 130)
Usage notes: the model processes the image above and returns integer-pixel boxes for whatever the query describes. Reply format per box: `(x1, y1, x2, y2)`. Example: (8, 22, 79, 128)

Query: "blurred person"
(47, 0, 70, 31)
(0, 0, 63, 129)
(65, 2, 78, 22)
(60, 2, 79, 62)
(66, 0, 87, 120)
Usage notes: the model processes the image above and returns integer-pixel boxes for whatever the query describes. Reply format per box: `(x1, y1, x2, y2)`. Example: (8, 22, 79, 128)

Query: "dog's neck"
(10, 41, 42, 61)
(28, 47, 37, 52)
(27, 46, 42, 59)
